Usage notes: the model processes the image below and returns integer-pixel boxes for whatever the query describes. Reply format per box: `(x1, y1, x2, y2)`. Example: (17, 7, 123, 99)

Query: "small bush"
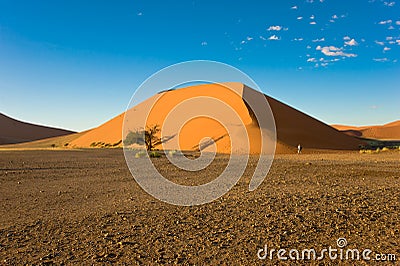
(149, 151, 161, 158)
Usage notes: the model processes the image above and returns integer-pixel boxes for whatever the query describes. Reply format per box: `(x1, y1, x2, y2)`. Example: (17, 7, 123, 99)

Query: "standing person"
(297, 144, 302, 154)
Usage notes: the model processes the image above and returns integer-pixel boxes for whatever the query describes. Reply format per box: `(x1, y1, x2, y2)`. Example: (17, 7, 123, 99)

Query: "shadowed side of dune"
(339, 130, 363, 138)
(264, 94, 363, 150)
(0, 113, 75, 145)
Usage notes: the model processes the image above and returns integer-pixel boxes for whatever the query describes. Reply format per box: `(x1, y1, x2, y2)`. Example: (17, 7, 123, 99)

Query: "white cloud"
(316, 45, 357, 57)
(268, 35, 280, 40)
(375, 40, 385, 45)
(343, 36, 351, 40)
(345, 39, 358, 46)
(291, 5, 298, 9)
(246, 36, 253, 41)
(310, 15, 315, 19)
(259, 36, 267, 41)
(321, 63, 328, 67)
(378, 19, 392, 24)
(137, 12, 143, 16)
(307, 58, 317, 62)
(386, 36, 393, 40)
(310, 21, 317, 25)
(388, 25, 395, 29)
(332, 15, 338, 19)
(297, 16, 303, 20)
(396, 21, 400, 25)
(373, 58, 389, 62)
(293, 38, 303, 41)
(316, 45, 338, 51)
(201, 41, 208, 46)
(312, 38, 325, 42)
(267, 25, 282, 31)
(383, 46, 391, 51)
(396, 40, 400, 45)
(384, 1, 395, 6)
(306, 45, 312, 49)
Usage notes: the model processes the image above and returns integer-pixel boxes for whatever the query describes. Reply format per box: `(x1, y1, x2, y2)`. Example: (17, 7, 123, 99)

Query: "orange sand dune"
(384, 120, 400, 127)
(68, 83, 363, 153)
(122, 82, 268, 154)
(331, 125, 367, 131)
(0, 113, 75, 145)
(332, 121, 400, 140)
(69, 113, 124, 148)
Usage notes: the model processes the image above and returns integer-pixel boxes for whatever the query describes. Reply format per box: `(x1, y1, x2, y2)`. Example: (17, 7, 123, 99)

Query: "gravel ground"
(0, 149, 399, 265)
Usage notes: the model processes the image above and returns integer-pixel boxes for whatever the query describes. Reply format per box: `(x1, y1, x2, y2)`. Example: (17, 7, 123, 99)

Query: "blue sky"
(0, 0, 399, 131)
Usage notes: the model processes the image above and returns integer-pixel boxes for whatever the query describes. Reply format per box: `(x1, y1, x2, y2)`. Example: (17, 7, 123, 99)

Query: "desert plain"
(1, 149, 399, 265)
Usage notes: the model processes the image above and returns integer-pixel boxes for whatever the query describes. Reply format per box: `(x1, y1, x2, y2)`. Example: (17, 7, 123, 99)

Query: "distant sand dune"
(0, 113, 75, 145)
(332, 121, 400, 140)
